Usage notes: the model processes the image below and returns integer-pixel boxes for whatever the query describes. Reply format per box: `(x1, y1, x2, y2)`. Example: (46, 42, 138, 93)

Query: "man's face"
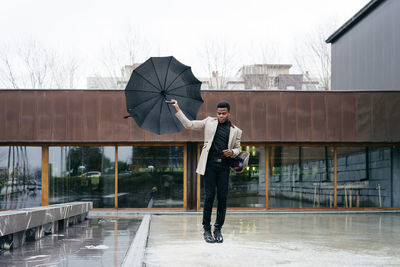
(217, 108, 230, 123)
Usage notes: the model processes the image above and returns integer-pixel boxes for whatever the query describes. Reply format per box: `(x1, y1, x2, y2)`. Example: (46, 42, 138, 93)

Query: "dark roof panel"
(326, 0, 385, 43)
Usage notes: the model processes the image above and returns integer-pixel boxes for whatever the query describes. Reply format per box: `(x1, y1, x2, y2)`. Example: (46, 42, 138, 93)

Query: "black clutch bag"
(227, 151, 250, 173)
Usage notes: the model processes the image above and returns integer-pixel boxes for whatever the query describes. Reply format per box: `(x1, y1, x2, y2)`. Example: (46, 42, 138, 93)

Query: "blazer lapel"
(211, 119, 218, 134)
(228, 127, 235, 149)
(208, 119, 218, 142)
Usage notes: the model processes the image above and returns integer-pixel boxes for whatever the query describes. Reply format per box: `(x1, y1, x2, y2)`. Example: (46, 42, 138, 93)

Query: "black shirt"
(208, 120, 231, 159)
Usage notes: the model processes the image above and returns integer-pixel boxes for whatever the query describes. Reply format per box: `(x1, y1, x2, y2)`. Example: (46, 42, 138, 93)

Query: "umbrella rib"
(158, 97, 164, 134)
(163, 57, 172, 90)
(166, 101, 181, 131)
(166, 82, 202, 93)
(138, 95, 163, 128)
(165, 67, 190, 91)
(127, 95, 160, 112)
(126, 89, 160, 94)
(166, 93, 204, 103)
(133, 71, 162, 91)
(151, 58, 164, 90)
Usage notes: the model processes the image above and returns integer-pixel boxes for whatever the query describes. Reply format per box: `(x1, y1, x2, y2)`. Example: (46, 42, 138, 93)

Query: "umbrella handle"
(165, 100, 174, 104)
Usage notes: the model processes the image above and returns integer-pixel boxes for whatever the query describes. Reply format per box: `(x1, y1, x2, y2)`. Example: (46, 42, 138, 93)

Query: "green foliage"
(50, 174, 115, 198)
(66, 147, 112, 175)
(130, 146, 183, 170)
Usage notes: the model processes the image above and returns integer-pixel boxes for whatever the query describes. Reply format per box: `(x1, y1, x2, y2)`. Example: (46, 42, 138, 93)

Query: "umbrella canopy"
(125, 56, 203, 135)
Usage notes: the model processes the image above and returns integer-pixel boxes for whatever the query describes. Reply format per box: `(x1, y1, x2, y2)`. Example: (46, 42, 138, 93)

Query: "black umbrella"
(124, 56, 203, 135)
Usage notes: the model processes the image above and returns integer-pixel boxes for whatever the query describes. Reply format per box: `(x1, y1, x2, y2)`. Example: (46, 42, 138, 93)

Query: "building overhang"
(0, 89, 399, 143)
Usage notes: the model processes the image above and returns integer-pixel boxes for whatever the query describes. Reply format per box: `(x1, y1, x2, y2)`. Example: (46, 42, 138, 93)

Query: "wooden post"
(265, 145, 269, 210)
(41, 145, 49, 206)
(183, 144, 187, 210)
(197, 144, 201, 210)
(334, 147, 337, 208)
(186, 142, 198, 210)
(115, 145, 118, 209)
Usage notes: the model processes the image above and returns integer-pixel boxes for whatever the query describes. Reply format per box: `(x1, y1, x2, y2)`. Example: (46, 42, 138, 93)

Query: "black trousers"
(202, 160, 230, 231)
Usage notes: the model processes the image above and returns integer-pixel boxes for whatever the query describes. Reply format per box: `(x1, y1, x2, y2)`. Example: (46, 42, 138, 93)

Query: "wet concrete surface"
(0, 216, 142, 267)
(145, 213, 400, 266)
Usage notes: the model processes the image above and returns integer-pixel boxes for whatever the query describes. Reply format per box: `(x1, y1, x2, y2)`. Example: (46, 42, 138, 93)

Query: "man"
(171, 99, 242, 243)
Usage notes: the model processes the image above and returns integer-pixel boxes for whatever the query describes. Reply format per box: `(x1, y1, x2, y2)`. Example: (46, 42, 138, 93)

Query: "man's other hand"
(223, 149, 233, 157)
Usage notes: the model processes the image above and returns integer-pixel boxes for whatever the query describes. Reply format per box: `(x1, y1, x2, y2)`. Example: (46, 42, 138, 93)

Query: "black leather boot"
(203, 229, 215, 243)
(213, 228, 223, 243)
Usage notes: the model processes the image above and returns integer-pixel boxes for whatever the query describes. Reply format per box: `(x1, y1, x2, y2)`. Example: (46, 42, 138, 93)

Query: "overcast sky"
(0, 0, 370, 87)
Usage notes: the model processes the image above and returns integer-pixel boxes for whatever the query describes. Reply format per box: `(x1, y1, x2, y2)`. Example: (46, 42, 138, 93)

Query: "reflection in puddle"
(85, 245, 109, 250)
(0, 216, 142, 267)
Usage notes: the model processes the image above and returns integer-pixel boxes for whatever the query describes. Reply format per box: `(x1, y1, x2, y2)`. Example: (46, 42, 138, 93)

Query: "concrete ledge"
(0, 202, 92, 249)
(122, 214, 151, 267)
(89, 209, 400, 217)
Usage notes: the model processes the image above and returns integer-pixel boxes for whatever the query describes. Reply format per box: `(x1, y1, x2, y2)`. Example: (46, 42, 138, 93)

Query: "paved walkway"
(144, 213, 400, 266)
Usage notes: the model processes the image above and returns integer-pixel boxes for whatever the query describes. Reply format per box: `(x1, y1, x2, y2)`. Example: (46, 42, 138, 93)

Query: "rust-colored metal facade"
(0, 90, 399, 143)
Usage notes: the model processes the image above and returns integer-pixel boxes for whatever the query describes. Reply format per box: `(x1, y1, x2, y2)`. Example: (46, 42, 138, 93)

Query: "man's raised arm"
(171, 99, 206, 130)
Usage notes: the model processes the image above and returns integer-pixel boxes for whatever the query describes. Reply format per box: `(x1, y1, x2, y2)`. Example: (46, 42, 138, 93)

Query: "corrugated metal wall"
(331, 0, 400, 90)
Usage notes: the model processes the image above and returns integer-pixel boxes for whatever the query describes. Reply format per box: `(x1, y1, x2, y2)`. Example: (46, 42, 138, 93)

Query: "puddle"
(0, 216, 142, 267)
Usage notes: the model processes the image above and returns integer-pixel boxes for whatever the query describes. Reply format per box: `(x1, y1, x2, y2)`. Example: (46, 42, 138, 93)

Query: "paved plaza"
(144, 212, 400, 267)
(1, 211, 400, 266)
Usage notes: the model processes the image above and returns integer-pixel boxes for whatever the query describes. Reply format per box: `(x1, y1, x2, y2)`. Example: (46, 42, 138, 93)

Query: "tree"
(294, 21, 338, 91)
(131, 146, 171, 172)
(240, 42, 284, 89)
(198, 39, 238, 89)
(67, 147, 103, 176)
(0, 39, 81, 89)
(91, 28, 152, 89)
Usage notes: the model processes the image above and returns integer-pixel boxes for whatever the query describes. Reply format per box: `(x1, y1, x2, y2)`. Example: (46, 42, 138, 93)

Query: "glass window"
(118, 146, 184, 208)
(49, 146, 115, 208)
(0, 146, 42, 209)
(393, 146, 400, 207)
(200, 145, 266, 208)
(268, 146, 334, 208)
(337, 146, 396, 208)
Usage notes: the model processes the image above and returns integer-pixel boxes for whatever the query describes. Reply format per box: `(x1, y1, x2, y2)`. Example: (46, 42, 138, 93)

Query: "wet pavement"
(0, 215, 142, 267)
(144, 212, 400, 266)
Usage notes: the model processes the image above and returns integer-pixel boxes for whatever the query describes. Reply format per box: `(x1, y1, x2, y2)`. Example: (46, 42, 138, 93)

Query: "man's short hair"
(217, 101, 230, 111)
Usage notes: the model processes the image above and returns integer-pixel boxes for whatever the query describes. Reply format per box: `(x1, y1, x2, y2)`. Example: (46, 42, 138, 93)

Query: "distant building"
(87, 76, 123, 89)
(118, 64, 141, 88)
(199, 64, 319, 90)
(326, 0, 400, 90)
(198, 71, 245, 90)
(87, 63, 319, 90)
(86, 64, 140, 89)
(239, 64, 291, 89)
(302, 71, 320, 90)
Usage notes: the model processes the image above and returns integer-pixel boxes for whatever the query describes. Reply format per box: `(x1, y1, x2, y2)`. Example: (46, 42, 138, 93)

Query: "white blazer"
(175, 110, 242, 175)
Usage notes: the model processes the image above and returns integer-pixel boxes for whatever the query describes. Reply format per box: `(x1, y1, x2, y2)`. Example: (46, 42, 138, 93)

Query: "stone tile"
(145, 213, 400, 266)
